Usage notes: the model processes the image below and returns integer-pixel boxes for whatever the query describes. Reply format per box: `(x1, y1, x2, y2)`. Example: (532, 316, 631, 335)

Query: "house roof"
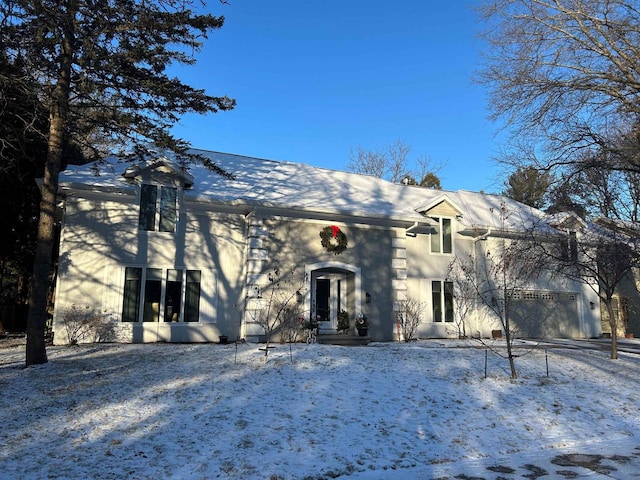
(592, 217, 640, 242)
(58, 149, 558, 234)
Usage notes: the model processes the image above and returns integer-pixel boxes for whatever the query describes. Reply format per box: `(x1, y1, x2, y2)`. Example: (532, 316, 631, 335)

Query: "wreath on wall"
(320, 225, 348, 255)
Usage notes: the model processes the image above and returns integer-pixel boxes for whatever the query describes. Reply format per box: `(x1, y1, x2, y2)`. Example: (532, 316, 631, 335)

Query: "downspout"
(471, 228, 492, 337)
(406, 222, 419, 237)
(472, 228, 492, 243)
(239, 209, 256, 341)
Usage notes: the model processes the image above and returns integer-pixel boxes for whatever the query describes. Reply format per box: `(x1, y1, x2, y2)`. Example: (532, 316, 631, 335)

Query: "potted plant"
(356, 314, 368, 337)
(337, 310, 350, 334)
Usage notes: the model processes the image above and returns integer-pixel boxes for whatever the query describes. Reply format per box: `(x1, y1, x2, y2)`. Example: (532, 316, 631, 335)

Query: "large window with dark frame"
(432, 280, 454, 323)
(122, 267, 201, 323)
(139, 184, 177, 233)
(430, 217, 453, 254)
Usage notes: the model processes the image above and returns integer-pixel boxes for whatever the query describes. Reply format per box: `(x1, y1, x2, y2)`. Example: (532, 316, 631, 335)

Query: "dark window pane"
(164, 269, 182, 322)
(569, 231, 578, 262)
(316, 279, 330, 322)
(143, 268, 162, 322)
(432, 280, 442, 322)
(431, 218, 441, 253)
(139, 184, 157, 231)
(444, 281, 454, 322)
(122, 267, 142, 322)
(184, 270, 201, 323)
(560, 237, 569, 261)
(443, 218, 452, 254)
(159, 187, 177, 232)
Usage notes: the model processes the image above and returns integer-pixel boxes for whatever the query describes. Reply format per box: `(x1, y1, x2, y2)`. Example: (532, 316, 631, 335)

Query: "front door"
(313, 273, 347, 333)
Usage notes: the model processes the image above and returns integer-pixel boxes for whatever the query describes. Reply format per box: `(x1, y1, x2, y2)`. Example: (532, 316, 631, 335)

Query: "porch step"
(317, 334, 371, 346)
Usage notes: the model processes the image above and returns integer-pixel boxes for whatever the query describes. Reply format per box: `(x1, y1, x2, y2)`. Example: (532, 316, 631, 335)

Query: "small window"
(560, 231, 578, 262)
(569, 231, 578, 261)
(139, 185, 157, 231)
(432, 280, 454, 323)
(139, 184, 177, 232)
(430, 217, 453, 254)
(159, 187, 177, 232)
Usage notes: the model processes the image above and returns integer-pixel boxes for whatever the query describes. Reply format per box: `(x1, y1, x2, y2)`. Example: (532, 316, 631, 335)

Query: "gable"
(426, 201, 459, 217)
(123, 157, 195, 188)
(414, 194, 464, 218)
(547, 211, 587, 232)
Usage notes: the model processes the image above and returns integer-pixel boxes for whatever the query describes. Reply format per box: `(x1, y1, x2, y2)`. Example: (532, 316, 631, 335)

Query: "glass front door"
(313, 273, 346, 333)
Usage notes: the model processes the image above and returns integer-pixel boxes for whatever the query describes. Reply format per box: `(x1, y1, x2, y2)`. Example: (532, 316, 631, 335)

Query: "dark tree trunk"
(25, 8, 74, 366)
(606, 299, 619, 360)
(25, 164, 57, 365)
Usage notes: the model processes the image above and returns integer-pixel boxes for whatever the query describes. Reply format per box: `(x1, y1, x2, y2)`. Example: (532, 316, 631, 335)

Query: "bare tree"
(247, 267, 307, 360)
(448, 203, 549, 378)
(478, 1, 640, 178)
(561, 150, 640, 222)
(347, 140, 443, 186)
(542, 219, 640, 359)
(447, 258, 476, 338)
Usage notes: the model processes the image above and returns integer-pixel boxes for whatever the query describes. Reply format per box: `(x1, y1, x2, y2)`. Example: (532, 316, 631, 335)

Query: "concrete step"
(317, 334, 371, 346)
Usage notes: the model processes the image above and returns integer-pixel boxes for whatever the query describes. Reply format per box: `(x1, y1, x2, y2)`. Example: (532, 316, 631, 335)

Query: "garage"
(509, 290, 581, 338)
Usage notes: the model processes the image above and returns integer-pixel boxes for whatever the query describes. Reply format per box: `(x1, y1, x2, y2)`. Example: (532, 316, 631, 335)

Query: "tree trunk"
(25, 163, 58, 365)
(606, 299, 619, 360)
(505, 328, 518, 379)
(25, 8, 74, 366)
(504, 295, 518, 379)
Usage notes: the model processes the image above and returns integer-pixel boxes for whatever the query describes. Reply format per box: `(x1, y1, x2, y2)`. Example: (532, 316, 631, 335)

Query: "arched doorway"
(305, 262, 361, 334)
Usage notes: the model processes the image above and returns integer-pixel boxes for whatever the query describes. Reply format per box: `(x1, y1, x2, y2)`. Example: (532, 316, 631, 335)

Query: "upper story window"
(139, 184, 177, 233)
(560, 231, 578, 262)
(430, 217, 452, 254)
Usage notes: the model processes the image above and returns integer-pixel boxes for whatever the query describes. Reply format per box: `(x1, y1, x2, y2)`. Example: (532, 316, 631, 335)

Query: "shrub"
(395, 298, 425, 342)
(337, 310, 350, 333)
(61, 304, 115, 344)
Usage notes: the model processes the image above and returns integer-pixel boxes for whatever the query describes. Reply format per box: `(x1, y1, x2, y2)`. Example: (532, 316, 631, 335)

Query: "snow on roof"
(546, 211, 588, 230)
(59, 149, 554, 231)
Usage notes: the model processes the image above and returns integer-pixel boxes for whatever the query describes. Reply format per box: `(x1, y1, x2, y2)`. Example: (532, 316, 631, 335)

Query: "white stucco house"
(50, 150, 603, 344)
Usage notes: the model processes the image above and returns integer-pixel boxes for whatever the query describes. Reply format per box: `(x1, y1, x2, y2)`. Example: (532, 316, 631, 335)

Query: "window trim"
(429, 216, 454, 255)
(431, 279, 454, 323)
(138, 184, 179, 233)
(122, 266, 203, 324)
(559, 230, 578, 263)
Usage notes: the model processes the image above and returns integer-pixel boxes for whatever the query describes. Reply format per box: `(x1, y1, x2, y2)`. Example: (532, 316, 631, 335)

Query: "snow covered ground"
(1, 340, 639, 480)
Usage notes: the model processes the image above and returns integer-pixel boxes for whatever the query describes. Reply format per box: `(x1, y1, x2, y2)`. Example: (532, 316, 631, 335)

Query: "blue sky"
(171, 1, 506, 193)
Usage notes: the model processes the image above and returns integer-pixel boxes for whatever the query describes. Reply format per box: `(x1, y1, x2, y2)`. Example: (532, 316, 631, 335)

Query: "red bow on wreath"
(331, 225, 340, 238)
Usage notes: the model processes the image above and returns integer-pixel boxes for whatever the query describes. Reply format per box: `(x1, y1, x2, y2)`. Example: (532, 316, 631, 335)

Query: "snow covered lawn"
(1, 340, 639, 479)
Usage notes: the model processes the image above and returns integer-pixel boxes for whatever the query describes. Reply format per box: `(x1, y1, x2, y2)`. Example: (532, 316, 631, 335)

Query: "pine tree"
(0, 0, 235, 365)
(503, 166, 551, 209)
(0, 54, 47, 311)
